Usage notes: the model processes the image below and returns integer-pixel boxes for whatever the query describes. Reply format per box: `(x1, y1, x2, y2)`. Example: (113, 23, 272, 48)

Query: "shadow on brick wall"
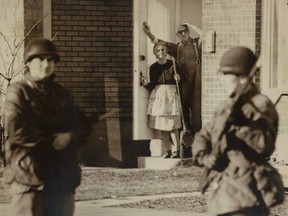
(78, 118, 150, 168)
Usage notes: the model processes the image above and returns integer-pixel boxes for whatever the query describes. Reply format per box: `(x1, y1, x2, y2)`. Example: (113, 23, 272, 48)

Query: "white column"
(43, 0, 52, 39)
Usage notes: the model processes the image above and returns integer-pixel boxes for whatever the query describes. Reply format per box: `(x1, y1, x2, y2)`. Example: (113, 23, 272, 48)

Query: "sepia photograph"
(0, 0, 287, 215)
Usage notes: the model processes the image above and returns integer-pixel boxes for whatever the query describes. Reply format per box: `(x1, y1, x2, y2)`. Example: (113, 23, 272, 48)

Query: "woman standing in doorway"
(141, 42, 182, 158)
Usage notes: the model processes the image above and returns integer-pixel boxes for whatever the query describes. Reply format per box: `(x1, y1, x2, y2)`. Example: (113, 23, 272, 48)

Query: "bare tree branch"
(0, 32, 13, 55)
(7, 13, 49, 77)
(51, 32, 59, 41)
(0, 53, 8, 75)
(11, 65, 26, 79)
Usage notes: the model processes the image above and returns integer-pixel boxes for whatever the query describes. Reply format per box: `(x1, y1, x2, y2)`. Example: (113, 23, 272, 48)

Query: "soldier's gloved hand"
(202, 154, 217, 169)
(242, 102, 261, 121)
(52, 132, 72, 151)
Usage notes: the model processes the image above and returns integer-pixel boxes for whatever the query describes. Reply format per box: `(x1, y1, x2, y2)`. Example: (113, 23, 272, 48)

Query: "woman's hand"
(143, 22, 156, 42)
(140, 76, 148, 86)
(52, 132, 72, 151)
(174, 74, 180, 82)
(143, 22, 151, 34)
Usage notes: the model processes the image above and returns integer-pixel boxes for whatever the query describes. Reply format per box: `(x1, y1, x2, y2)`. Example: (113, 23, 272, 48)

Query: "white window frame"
(43, 0, 52, 39)
(261, 0, 288, 104)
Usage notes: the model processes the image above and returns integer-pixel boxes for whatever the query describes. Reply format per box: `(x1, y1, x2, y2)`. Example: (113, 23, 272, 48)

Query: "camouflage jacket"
(192, 84, 284, 214)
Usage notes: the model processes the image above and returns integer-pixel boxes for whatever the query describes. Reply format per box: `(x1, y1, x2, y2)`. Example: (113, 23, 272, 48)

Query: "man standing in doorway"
(143, 22, 202, 135)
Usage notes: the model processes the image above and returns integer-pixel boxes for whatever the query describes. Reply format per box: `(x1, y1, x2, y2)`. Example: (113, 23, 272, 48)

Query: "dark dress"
(144, 60, 181, 131)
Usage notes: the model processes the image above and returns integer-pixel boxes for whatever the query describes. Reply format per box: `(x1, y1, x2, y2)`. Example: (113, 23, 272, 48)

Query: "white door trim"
(43, 0, 52, 39)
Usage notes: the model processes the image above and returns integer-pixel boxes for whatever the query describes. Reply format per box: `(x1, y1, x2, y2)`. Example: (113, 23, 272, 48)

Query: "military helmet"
(219, 46, 257, 75)
(24, 38, 60, 64)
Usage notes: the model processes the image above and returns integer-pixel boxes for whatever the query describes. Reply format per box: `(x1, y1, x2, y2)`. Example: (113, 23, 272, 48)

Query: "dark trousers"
(180, 64, 202, 133)
(10, 186, 75, 216)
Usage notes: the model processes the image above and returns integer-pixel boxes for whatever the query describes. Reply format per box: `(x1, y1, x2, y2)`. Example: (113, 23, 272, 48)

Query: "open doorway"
(133, 0, 202, 143)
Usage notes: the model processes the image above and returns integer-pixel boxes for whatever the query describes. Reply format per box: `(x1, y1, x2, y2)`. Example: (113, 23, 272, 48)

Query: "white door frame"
(43, 0, 52, 39)
(133, 0, 152, 140)
(261, 0, 288, 103)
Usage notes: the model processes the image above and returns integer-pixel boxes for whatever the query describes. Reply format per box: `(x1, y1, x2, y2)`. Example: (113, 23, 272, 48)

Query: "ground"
(0, 159, 287, 215)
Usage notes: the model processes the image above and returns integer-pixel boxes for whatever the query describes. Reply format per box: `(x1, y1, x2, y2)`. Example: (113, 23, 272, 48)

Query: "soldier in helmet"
(192, 47, 284, 216)
(4, 38, 92, 216)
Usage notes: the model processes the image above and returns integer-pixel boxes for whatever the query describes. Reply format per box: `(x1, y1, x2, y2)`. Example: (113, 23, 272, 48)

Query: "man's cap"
(219, 46, 257, 75)
(176, 24, 189, 34)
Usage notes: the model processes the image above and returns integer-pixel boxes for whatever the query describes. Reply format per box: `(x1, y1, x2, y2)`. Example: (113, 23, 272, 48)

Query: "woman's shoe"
(171, 151, 180, 158)
(162, 150, 172, 159)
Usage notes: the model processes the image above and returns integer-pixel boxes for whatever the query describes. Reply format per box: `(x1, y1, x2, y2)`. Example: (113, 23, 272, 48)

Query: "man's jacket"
(164, 37, 201, 84)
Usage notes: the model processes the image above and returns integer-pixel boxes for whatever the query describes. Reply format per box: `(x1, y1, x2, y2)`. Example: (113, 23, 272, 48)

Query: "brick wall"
(51, 0, 133, 118)
(201, 0, 261, 124)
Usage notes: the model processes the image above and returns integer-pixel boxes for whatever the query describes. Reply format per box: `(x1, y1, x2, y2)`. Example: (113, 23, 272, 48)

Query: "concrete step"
(138, 156, 181, 170)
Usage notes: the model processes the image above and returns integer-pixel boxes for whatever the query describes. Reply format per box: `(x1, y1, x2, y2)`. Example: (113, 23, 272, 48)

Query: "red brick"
(52, 0, 133, 119)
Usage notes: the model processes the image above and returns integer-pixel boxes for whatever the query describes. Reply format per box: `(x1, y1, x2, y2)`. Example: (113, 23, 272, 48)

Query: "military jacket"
(4, 74, 91, 193)
(192, 84, 284, 214)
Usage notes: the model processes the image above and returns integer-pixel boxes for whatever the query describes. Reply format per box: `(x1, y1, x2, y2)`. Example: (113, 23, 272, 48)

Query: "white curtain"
(277, 0, 288, 90)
